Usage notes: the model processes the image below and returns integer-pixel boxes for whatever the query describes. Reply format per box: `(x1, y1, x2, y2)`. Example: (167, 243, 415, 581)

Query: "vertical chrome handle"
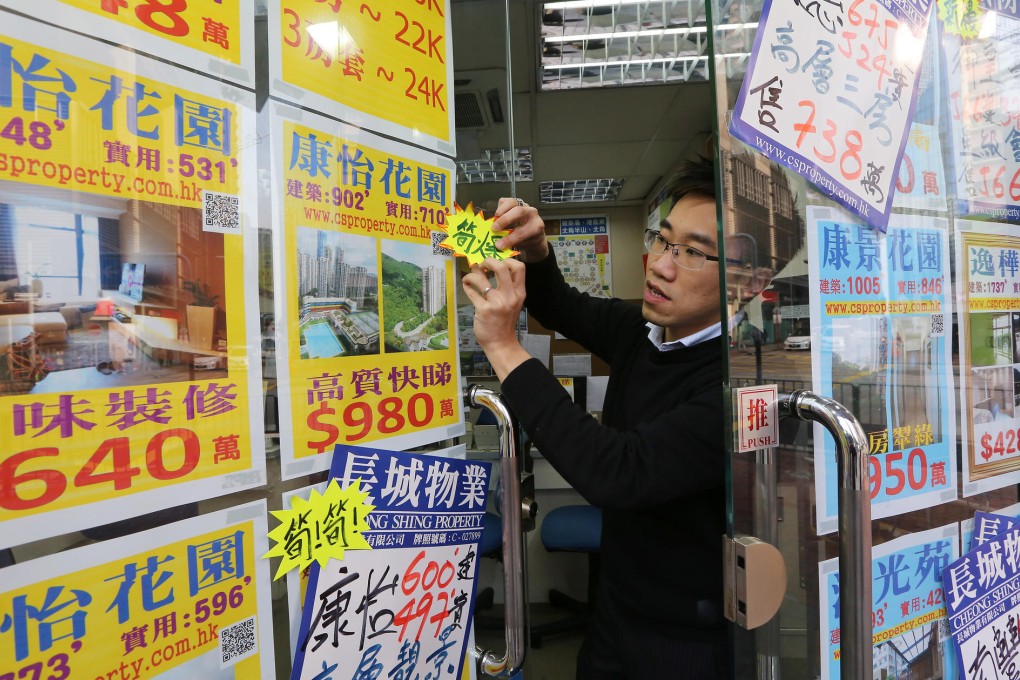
(468, 385, 527, 678)
(778, 390, 872, 680)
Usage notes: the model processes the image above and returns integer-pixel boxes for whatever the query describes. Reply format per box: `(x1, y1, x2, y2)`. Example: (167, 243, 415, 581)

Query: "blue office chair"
(473, 511, 505, 628)
(530, 504, 602, 648)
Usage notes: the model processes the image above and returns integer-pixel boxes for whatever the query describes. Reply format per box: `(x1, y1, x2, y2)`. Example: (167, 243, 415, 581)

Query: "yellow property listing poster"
(268, 103, 463, 479)
(0, 13, 265, 545)
(268, 0, 455, 154)
(2, 0, 255, 87)
(0, 501, 275, 679)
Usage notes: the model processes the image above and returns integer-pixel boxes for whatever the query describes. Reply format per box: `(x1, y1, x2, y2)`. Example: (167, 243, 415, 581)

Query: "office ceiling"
(450, 0, 716, 212)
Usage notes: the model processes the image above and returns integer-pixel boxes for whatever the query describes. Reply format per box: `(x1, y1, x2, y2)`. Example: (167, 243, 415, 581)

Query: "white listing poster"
(290, 445, 491, 680)
(943, 520, 1020, 679)
(943, 14, 1020, 223)
(730, 0, 934, 231)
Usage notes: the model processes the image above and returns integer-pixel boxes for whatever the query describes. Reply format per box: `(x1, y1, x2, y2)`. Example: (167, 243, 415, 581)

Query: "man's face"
(641, 195, 722, 343)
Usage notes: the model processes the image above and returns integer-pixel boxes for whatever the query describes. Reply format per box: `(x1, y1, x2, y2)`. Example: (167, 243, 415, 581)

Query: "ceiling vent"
(455, 91, 489, 129)
(453, 69, 506, 130)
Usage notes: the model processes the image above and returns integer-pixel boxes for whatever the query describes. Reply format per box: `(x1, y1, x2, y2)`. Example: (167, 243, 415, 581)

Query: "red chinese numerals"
(306, 394, 436, 453)
(794, 101, 865, 182)
(281, 6, 447, 112)
(872, 603, 887, 628)
(394, 550, 456, 641)
(0, 429, 209, 511)
(845, 276, 880, 295)
(839, 0, 898, 90)
(835, 590, 945, 645)
(918, 277, 943, 295)
(394, 11, 445, 63)
(869, 447, 929, 499)
(969, 280, 1007, 294)
(100, 0, 190, 37)
(980, 427, 1020, 461)
(894, 588, 943, 620)
(967, 164, 1020, 202)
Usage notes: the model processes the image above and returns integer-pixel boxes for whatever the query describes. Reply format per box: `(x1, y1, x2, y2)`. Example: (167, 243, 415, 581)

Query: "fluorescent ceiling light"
(545, 55, 705, 69)
(546, 0, 659, 8)
(544, 26, 707, 41)
(457, 148, 534, 184)
(540, 178, 624, 203)
(716, 22, 760, 30)
(541, 0, 713, 89)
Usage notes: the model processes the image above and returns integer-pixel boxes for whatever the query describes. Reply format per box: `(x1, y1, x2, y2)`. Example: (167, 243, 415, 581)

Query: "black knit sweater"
(500, 249, 726, 630)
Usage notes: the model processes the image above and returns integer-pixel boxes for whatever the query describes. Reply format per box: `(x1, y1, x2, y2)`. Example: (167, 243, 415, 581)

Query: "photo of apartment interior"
(826, 314, 944, 447)
(0, 183, 227, 395)
(828, 316, 889, 439)
(970, 312, 1016, 424)
(887, 315, 944, 444)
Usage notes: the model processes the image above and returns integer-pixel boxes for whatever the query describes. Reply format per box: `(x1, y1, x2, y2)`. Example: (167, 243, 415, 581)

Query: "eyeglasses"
(643, 229, 721, 271)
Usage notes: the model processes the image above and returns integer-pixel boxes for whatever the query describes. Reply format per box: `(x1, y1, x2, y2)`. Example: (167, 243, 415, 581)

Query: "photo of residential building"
(295, 226, 379, 359)
(381, 240, 449, 353)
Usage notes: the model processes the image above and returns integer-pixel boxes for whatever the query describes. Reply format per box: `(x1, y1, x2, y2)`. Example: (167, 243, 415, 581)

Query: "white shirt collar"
(646, 312, 745, 351)
(646, 322, 721, 351)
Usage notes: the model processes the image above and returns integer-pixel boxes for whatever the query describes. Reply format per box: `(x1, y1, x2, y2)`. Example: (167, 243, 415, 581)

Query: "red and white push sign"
(736, 384, 779, 453)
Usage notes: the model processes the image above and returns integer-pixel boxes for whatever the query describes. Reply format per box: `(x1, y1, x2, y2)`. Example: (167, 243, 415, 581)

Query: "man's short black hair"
(669, 155, 717, 209)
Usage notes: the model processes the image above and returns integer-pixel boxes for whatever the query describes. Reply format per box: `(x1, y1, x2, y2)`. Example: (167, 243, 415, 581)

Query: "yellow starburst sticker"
(938, 0, 983, 37)
(263, 479, 374, 580)
(437, 202, 519, 266)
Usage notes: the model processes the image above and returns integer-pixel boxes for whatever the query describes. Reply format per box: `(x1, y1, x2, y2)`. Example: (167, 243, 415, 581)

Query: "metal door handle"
(468, 385, 527, 678)
(778, 390, 871, 680)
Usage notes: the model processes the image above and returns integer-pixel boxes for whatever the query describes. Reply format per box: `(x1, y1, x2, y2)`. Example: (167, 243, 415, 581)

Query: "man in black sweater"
(461, 158, 729, 679)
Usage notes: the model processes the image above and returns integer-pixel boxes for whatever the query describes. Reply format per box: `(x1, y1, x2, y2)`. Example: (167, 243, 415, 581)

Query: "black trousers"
(575, 589, 727, 680)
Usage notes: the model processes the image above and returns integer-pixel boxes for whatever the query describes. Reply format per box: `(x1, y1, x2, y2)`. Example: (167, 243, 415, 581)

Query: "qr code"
(219, 615, 257, 667)
(930, 314, 945, 337)
(431, 229, 450, 256)
(202, 190, 241, 234)
(938, 618, 950, 641)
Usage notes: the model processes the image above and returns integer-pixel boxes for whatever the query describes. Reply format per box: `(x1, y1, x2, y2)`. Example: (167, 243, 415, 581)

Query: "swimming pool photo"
(303, 323, 345, 358)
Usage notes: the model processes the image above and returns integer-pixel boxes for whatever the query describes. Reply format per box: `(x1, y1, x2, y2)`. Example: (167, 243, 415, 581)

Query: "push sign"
(736, 385, 779, 452)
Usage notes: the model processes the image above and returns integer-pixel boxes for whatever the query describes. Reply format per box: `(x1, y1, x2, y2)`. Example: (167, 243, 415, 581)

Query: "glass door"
(709, 0, 1020, 676)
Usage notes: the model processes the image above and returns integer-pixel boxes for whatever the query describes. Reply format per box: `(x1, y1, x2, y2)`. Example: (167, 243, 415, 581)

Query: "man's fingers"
(482, 257, 524, 293)
(494, 228, 518, 251)
(505, 257, 525, 280)
(491, 204, 520, 231)
(493, 197, 525, 223)
(461, 268, 490, 304)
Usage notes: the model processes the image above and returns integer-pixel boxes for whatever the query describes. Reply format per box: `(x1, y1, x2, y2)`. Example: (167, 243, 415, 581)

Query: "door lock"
(722, 534, 787, 630)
